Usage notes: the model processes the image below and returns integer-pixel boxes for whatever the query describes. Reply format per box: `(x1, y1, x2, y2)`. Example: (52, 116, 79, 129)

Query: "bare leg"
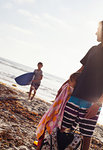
(82, 136, 91, 150)
(31, 88, 36, 100)
(28, 86, 33, 99)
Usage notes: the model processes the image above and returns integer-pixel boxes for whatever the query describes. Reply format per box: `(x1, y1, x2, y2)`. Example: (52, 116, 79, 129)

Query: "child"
(29, 62, 43, 100)
(35, 72, 80, 150)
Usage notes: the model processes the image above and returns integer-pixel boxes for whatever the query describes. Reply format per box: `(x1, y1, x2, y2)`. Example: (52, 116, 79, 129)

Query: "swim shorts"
(31, 82, 40, 90)
(62, 96, 100, 137)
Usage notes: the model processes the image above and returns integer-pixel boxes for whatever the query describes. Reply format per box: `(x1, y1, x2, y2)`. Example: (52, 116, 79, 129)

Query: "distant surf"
(0, 57, 65, 102)
(0, 57, 103, 125)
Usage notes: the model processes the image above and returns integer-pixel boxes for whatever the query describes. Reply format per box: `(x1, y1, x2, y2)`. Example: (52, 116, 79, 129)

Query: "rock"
(12, 84, 17, 87)
(0, 82, 103, 150)
(7, 147, 18, 150)
(18, 145, 29, 150)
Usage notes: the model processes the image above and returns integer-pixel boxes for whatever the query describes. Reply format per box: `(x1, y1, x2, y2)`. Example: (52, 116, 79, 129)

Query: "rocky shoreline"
(0, 82, 103, 150)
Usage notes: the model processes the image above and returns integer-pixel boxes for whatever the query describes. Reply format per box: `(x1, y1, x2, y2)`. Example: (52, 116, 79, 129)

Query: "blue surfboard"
(15, 72, 35, 86)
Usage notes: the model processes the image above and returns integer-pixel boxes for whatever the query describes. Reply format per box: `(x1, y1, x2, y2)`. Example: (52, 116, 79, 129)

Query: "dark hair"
(70, 72, 81, 82)
(38, 62, 43, 66)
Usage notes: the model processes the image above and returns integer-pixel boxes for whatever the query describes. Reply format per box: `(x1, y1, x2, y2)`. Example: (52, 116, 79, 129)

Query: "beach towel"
(36, 83, 73, 140)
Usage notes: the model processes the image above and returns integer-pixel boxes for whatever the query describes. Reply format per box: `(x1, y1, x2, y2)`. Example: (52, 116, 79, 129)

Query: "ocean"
(0, 57, 103, 125)
(0, 57, 65, 102)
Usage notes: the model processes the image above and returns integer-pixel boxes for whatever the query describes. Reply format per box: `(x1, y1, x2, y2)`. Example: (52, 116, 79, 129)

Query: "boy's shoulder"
(34, 69, 43, 74)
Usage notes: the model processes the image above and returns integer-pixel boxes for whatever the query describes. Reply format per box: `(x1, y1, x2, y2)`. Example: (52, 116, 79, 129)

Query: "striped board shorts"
(62, 96, 100, 137)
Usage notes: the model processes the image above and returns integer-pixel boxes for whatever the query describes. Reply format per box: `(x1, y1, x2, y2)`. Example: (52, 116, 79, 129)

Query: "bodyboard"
(15, 72, 34, 86)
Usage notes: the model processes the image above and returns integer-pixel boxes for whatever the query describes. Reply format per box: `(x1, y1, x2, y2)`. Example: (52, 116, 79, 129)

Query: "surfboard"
(15, 72, 35, 86)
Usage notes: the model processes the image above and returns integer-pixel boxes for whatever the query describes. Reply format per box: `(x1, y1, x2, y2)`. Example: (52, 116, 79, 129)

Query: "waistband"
(69, 96, 92, 108)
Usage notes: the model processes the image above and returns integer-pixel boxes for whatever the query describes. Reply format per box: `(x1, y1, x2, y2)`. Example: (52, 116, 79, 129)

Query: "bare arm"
(62, 65, 84, 86)
(97, 94, 103, 103)
(62, 65, 84, 87)
(85, 94, 103, 119)
(55, 65, 84, 99)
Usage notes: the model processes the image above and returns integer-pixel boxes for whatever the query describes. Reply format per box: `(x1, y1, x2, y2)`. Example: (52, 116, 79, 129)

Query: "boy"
(36, 72, 80, 150)
(29, 62, 43, 100)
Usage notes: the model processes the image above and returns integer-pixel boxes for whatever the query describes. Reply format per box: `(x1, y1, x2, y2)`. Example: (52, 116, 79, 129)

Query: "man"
(29, 62, 43, 100)
(62, 21, 103, 150)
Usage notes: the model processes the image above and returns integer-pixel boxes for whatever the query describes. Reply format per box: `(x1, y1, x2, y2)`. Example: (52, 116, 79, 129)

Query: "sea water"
(0, 57, 65, 102)
(0, 57, 103, 125)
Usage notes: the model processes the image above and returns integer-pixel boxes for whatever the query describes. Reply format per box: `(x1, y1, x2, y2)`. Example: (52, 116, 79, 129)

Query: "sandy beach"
(0, 82, 103, 150)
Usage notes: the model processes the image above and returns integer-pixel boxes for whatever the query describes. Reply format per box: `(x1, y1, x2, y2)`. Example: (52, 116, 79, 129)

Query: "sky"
(0, 0, 103, 79)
